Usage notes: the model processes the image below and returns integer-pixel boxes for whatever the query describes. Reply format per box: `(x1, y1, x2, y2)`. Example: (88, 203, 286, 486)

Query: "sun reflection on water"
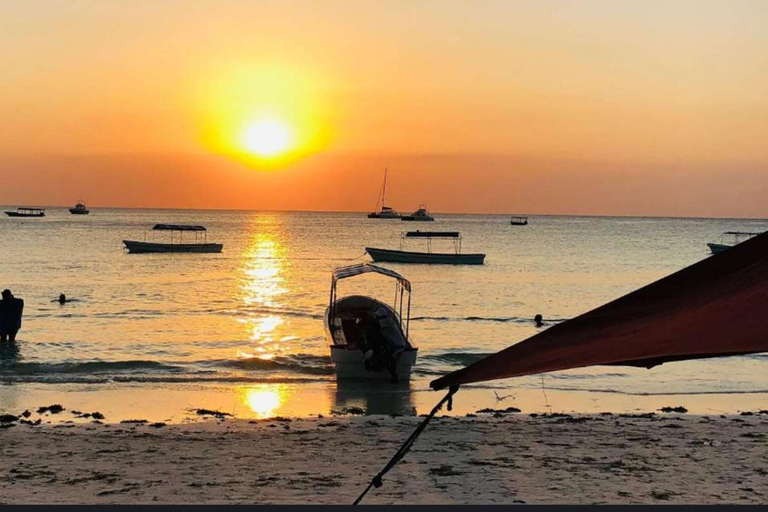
(241, 385, 287, 418)
(240, 228, 289, 359)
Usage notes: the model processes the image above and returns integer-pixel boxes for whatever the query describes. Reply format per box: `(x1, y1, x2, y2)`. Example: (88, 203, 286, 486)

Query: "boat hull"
(123, 240, 223, 254)
(5, 212, 45, 217)
(366, 247, 485, 265)
(510, 221, 528, 225)
(367, 212, 401, 219)
(69, 209, 90, 215)
(707, 243, 730, 255)
(400, 216, 434, 221)
(324, 298, 417, 381)
(329, 345, 418, 381)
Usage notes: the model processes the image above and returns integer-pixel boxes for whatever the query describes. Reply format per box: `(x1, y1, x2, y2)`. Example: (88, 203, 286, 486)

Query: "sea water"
(1, 209, 766, 421)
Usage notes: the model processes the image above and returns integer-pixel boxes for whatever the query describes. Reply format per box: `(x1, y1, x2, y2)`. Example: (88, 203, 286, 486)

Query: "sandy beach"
(1, 412, 765, 504)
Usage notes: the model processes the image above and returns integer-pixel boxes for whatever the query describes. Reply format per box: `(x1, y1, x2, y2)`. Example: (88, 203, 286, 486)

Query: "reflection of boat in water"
(325, 264, 418, 381)
(510, 215, 528, 226)
(366, 231, 486, 265)
(707, 231, 762, 254)
(333, 380, 416, 416)
(69, 202, 90, 215)
(123, 224, 223, 254)
(367, 168, 401, 219)
(5, 207, 45, 217)
(400, 204, 434, 221)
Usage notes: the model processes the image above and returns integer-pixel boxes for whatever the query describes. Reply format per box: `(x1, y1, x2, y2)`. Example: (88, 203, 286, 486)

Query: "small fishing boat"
(366, 231, 485, 265)
(69, 202, 90, 215)
(325, 263, 418, 381)
(510, 216, 528, 226)
(400, 204, 434, 222)
(123, 224, 223, 254)
(367, 168, 401, 219)
(5, 207, 45, 217)
(707, 231, 762, 254)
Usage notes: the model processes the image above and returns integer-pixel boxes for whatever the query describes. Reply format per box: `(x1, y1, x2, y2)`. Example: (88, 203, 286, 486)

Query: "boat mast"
(381, 167, 387, 208)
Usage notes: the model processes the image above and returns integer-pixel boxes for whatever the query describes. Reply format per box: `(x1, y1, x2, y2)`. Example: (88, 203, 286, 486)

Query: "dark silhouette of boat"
(510, 216, 528, 225)
(325, 263, 417, 381)
(366, 231, 485, 265)
(5, 207, 45, 217)
(123, 224, 223, 254)
(707, 231, 762, 254)
(400, 204, 434, 221)
(69, 202, 90, 215)
(367, 168, 401, 219)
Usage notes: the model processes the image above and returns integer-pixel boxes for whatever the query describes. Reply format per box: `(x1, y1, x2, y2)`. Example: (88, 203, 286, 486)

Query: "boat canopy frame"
(144, 224, 209, 244)
(17, 207, 45, 214)
(329, 263, 412, 338)
(400, 230, 462, 254)
(719, 231, 763, 244)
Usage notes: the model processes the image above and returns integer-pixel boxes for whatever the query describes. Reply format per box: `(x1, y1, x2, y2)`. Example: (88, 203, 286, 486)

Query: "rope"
(353, 385, 460, 505)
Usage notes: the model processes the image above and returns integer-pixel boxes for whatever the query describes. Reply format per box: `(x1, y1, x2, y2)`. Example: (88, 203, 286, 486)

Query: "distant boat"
(707, 231, 762, 254)
(366, 231, 485, 265)
(367, 168, 401, 219)
(325, 263, 418, 381)
(5, 207, 45, 218)
(510, 216, 528, 226)
(123, 224, 223, 254)
(400, 204, 434, 222)
(69, 202, 90, 215)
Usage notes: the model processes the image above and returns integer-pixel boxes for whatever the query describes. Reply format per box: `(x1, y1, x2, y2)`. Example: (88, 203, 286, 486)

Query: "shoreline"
(1, 413, 765, 504)
(2, 381, 767, 425)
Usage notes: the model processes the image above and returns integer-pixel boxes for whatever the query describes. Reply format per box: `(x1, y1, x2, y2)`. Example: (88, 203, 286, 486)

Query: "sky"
(1, 0, 766, 217)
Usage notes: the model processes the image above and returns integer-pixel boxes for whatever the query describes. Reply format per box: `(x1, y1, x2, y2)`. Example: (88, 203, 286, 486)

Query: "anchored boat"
(707, 231, 762, 254)
(69, 202, 90, 215)
(366, 231, 485, 265)
(510, 216, 528, 226)
(325, 263, 418, 381)
(400, 204, 434, 222)
(367, 168, 401, 219)
(123, 224, 223, 254)
(5, 207, 45, 218)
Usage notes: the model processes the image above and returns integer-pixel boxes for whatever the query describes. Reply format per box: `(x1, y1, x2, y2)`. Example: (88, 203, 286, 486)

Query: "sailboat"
(367, 168, 401, 219)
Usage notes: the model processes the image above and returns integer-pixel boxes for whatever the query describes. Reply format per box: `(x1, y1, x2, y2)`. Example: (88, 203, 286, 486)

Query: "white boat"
(367, 168, 401, 219)
(325, 264, 418, 381)
(400, 204, 434, 221)
(123, 224, 223, 254)
(707, 231, 762, 254)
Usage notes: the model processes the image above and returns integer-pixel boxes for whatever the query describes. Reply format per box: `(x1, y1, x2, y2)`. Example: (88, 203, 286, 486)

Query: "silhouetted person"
(0, 289, 24, 342)
(534, 314, 544, 328)
(58, 293, 67, 304)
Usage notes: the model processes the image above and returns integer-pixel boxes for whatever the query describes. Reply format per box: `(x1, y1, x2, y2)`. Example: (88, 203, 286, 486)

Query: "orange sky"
(1, 0, 767, 216)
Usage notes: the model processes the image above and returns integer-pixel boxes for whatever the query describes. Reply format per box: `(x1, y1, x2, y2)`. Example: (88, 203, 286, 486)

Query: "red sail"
(431, 231, 768, 390)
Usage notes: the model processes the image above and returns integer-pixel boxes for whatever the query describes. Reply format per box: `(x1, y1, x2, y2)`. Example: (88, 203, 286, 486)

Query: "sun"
(242, 119, 293, 157)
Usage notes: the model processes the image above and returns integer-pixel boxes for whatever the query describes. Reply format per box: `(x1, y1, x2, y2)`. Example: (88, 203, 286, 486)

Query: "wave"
(0, 353, 334, 383)
(412, 315, 567, 324)
(419, 352, 493, 366)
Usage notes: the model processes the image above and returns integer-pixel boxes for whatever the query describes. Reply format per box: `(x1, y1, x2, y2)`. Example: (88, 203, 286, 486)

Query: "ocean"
(1, 209, 766, 421)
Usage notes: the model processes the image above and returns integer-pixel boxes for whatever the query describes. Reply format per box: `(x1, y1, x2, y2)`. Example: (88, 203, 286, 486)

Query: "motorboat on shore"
(325, 264, 418, 381)
(707, 231, 762, 254)
(400, 204, 434, 222)
(123, 224, 223, 254)
(5, 207, 45, 217)
(69, 202, 90, 215)
(367, 168, 401, 219)
(510, 216, 528, 226)
(366, 231, 485, 265)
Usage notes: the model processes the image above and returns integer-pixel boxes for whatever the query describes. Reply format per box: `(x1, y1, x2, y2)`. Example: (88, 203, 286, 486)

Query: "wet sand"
(1, 413, 766, 504)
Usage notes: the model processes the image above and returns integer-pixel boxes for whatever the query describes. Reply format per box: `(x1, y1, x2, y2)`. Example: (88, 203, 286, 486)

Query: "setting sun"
(242, 119, 293, 157)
